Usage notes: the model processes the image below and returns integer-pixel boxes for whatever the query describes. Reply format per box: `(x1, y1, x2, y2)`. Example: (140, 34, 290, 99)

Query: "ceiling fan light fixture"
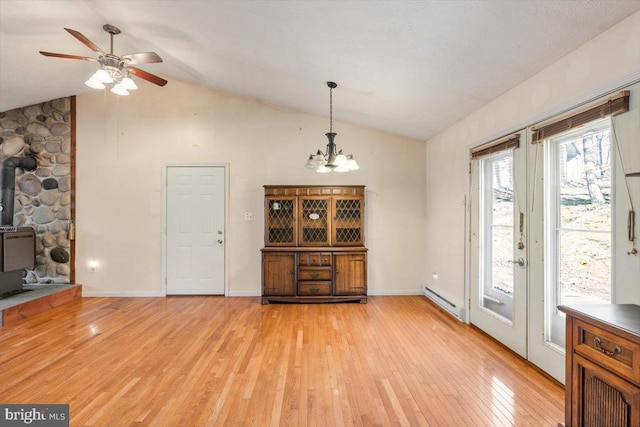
(39, 25, 168, 93)
(305, 82, 359, 173)
(111, 83, 129, 96)
(93, 68, 113, 83)
(85, 77, 105, 89)
(121, 76, 138, 90)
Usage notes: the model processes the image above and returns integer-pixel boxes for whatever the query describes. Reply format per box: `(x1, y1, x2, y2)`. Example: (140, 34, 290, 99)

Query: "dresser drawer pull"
(594, 336, 622, 357)
(310, 272, 319, 279)
(311, 287, 319, 294)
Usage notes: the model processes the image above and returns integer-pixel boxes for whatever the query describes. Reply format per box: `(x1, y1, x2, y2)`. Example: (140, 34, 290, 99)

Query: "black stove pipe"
(1, 156, 37, 226)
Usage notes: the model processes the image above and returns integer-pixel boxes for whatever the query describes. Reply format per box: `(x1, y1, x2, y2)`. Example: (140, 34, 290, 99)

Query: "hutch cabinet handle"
(594, 337, 622, 357)
(310, 272, 319, 279)
(311, 287, 319, 294)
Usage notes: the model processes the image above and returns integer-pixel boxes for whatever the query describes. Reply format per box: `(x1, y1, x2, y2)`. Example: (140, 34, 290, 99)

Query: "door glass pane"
(557, 129, 612, 305)
(480, 152, 515, 322)
(267, 199, 295, 244)
(546, 118, 612, 347)
(300, 199, 328, 243)
(334, 199, 362, 244)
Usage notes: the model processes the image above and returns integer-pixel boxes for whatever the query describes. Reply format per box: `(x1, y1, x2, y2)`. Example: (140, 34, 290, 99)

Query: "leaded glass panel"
(266, 198, 295, 245)
(300, 198, 329, 245)
(334, 198, 363, 244)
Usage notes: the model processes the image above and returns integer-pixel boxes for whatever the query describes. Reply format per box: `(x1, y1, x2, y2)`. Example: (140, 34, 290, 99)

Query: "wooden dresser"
(261, 185, 367, 304)
(559, 304, 640, 427)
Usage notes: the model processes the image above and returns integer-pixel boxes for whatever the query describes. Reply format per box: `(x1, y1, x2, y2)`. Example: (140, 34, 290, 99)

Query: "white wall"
(425, 12, 640, 306)
(76, 80, 426, 296)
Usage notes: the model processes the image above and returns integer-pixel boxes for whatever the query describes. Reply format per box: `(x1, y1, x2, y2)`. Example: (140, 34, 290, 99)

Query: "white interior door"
(470, 133, 528, 358)
(166, 165, 226, 295)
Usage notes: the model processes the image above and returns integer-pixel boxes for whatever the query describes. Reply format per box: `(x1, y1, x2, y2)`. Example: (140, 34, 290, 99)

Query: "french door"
(470, 132, 528, 358)
(528, 117, 613, 383)
(470, 119, 614, 383)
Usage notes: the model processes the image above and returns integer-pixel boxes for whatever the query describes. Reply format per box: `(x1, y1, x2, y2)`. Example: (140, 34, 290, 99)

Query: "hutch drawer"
(298, 267, 332, 281)
(574, 319, 640, 384)
(298, 252, 332, 266)
(298, 282, 331, 296)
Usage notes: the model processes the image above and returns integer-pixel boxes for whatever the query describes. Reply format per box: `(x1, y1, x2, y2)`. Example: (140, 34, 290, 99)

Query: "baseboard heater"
(423, 286, 464, 321)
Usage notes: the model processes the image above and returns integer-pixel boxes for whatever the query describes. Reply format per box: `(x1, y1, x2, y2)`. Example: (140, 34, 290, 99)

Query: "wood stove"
(0, 155, 38, 298)
(0, 226, 36, 298)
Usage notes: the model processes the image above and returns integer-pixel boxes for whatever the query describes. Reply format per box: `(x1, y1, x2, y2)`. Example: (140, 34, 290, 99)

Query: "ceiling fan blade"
(39, 51, 98, 61)
(64, 28, 105, 55)
(126, 66, 168, 87)
(122, 52, 163, 65)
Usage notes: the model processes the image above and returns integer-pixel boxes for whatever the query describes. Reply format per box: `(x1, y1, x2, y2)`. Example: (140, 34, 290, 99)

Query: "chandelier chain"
(329, 85, 333, 133)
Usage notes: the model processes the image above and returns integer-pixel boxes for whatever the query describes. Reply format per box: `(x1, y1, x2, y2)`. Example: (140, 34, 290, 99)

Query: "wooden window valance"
(531, 91, 630, 143)
(470, 134, 520, 159)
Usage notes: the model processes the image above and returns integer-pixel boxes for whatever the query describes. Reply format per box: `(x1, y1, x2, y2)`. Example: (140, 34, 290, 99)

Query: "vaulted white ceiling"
(1, 1, 638, 140)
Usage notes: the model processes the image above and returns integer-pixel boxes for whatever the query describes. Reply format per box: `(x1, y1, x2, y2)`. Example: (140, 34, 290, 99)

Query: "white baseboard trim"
(367, 289, 423, 296)
(227, 290, 261, 297)
(83, 290, 421, 297)
(82, 291, 165, 297)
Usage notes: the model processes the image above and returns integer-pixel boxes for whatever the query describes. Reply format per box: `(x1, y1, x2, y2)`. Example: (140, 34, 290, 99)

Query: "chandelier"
(305, 82, 359, 173)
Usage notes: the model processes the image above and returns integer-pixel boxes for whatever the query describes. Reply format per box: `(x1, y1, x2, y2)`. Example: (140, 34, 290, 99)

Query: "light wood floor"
(0, 296, 564, 426)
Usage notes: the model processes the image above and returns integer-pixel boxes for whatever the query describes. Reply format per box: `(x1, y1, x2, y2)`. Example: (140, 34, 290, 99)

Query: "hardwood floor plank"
(0, 296, 564, 426)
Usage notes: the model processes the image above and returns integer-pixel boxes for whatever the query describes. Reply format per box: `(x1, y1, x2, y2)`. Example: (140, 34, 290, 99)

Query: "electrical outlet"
(244, 212, 253, 221)
(89, 260, 99, 273)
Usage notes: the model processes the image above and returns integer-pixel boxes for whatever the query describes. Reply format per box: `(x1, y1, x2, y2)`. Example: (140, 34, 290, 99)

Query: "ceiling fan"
(40, 24, 167, 95)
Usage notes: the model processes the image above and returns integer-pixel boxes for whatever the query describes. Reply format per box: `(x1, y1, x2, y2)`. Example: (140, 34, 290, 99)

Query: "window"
(545, 117, 612, 346)
(480, 151, 516, 322)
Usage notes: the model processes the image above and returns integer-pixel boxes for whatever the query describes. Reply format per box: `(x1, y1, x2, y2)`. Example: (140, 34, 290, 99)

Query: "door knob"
(510, 258, 525, 267)
(217, 239, 223, 244)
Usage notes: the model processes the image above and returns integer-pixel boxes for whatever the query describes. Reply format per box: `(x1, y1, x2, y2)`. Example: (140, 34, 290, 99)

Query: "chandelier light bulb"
(334, 152, 348, 166)
(305, 155, 316, 169)
(347, 156, 360, 171)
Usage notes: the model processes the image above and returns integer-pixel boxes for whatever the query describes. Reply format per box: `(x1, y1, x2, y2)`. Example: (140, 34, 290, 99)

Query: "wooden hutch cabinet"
(262, 185, 367, 304)
(559, 304, 640, 427)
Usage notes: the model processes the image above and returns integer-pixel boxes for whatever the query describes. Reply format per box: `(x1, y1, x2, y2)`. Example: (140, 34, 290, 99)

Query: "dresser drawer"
(574, 319, 640, 385)
(298, 282, 331, 296)
(298, 253, 331, 266)
(298, 267, 332, 281)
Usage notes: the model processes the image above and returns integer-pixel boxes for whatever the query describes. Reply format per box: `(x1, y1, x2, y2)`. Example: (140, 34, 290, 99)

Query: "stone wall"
(0, 97, 72, 283)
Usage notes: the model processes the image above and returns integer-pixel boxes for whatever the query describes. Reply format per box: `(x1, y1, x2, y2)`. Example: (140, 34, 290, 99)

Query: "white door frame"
(161, 163, 230, 296)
